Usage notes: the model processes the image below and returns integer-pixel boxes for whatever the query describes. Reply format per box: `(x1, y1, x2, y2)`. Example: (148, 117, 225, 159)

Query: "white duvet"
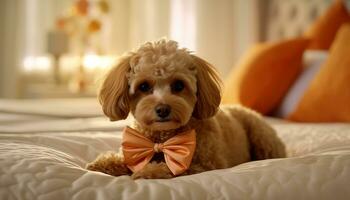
(0, 99, 350, 200)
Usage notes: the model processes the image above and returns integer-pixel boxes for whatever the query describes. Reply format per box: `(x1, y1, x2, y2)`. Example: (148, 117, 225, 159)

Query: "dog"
(86, 39, 286, 179)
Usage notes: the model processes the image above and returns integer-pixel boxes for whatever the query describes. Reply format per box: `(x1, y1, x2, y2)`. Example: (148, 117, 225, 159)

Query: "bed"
(0, 98, 350, 200)
(2, 0, 350, 199)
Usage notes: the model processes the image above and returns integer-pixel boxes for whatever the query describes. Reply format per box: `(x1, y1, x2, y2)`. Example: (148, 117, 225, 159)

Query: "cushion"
(274, 50, 328, 117)
(305, 0, 350, 50)
(222, 38, 309, 114)
(289, 24, 350, 122)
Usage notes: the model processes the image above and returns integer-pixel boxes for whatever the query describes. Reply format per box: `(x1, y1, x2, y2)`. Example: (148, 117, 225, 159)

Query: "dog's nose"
(155, 104, 171, 118)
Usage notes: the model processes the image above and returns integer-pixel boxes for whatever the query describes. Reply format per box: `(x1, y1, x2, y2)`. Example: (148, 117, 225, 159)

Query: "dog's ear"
(98, 55, 131, 121)
(191, 55, 222, 119)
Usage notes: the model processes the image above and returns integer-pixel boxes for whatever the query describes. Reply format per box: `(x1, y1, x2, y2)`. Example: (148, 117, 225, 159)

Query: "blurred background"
(0, 0, 332, 99)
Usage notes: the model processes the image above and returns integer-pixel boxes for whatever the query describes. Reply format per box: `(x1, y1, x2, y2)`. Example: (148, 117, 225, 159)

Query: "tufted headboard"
(258, 0, 333, 41)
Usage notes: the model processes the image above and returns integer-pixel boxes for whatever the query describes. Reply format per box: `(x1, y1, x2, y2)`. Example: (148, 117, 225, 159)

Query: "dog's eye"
(138, 82, 151, 92)
(171, 80, 185, 92)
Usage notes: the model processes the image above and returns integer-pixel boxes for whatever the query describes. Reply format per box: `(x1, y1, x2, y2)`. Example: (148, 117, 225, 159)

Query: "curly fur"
(86, 39, 286, 179)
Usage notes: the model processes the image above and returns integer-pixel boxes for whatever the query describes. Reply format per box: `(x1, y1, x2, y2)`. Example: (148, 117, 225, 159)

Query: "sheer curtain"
(0, 0, 259, 98)
(0, 0, 25, 98)
(125, 0, 259, 78)
(0, 0, 70, 98)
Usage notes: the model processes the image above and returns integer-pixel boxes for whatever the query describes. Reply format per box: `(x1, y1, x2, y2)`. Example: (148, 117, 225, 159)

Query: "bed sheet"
(0, 100, 350, 200)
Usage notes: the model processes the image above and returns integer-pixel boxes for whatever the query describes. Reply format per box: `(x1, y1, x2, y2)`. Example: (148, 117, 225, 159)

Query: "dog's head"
(99, 39, 221, 131)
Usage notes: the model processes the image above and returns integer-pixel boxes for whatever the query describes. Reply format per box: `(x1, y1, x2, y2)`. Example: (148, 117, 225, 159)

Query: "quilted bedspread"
(0, 100, 350, 200)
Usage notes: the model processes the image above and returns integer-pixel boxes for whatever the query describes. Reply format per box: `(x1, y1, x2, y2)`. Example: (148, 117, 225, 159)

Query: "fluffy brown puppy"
(87, 39, 286, 179)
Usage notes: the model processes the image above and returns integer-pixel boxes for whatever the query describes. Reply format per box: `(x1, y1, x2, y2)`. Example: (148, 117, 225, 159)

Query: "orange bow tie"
(121, 126, 196, 175)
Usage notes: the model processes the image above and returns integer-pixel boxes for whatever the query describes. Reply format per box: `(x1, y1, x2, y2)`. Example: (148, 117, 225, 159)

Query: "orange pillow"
(222, 38, 309, 114)
(305, 0, 350, 50)
(289, 24, 350, 122)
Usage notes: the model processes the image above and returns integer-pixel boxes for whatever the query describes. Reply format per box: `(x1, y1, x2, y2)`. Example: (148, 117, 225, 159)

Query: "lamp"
(47, 29, 68, 84)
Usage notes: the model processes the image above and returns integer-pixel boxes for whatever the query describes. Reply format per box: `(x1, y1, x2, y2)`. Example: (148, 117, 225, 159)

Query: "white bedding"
(0, 99, 350, 200)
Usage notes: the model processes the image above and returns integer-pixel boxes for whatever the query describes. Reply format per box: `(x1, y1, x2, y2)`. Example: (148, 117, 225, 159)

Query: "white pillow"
(274, 50, 328, 117)
(345, 0, 350, 14)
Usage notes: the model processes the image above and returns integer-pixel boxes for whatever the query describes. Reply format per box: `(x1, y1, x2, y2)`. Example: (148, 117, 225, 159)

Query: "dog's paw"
(131, 170, 173, 179)
(86, 152, 130, 177)
(86, 161, 130, 177)
(131, 162, 173, 179)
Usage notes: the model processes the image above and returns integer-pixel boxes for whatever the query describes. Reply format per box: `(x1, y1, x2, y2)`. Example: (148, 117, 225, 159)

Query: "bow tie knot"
(121, 126, 196, 175)
(153, 143, 164, 153)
